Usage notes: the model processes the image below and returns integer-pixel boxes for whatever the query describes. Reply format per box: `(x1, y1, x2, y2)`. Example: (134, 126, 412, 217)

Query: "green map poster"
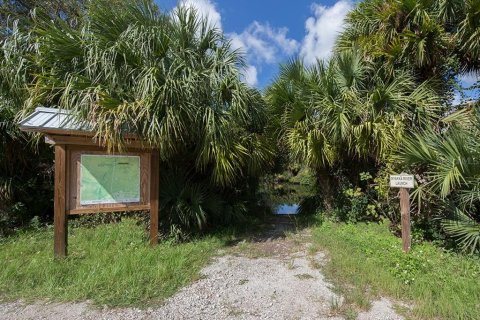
(80, 155, 140, 205)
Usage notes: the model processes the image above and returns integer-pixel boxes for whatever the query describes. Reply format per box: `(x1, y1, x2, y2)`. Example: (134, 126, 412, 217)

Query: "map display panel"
(80, 155, 140, 205)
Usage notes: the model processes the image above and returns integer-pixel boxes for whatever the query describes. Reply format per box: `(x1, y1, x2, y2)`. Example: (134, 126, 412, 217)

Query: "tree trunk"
(316, 168, 336, 211)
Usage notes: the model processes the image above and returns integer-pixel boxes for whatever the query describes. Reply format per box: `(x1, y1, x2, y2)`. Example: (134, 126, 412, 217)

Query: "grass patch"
(0, 218, 226, 307)
(312, 221, 480, 319)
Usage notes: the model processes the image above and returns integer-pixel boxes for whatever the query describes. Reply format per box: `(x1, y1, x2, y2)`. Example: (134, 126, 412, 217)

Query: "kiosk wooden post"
(19, 107, 160, 258)
(149, 150, 159, 246)
(54, 144, 68, 257)
(390, 174, 414, 253)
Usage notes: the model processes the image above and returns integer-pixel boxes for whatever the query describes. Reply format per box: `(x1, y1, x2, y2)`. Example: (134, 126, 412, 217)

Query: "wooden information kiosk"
(19, 107, 159, 257)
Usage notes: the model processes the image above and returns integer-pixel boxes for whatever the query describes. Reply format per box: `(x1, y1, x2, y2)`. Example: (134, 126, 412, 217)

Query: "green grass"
(0, 218, 226, 307)
(311, 221, 480, 320)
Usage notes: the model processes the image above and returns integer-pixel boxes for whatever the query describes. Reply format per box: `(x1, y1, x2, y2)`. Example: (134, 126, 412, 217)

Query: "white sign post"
(390, 174, 414, 189)
(389, 174, 414, 253)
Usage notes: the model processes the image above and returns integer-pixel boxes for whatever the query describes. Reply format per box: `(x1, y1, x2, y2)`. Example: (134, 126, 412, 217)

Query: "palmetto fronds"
(160, 167, 221, 231)
(0, 20, 54, 232)
(267, 48, 440, 210)
(458, 0, 480, 72)
(337, 0, 480, 85)
(25, 0, 272, 188)
(0, 0, 273, 234)
(399, 106, 480, 253)
(442, 208, 480, 254)
(267, 49, 440, 171)
(0, 21, 33, 201)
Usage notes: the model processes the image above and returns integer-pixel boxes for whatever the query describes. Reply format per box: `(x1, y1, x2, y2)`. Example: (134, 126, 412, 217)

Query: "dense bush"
(267, 49, 439, 212)
(338, 0, 480, 91)
(399, 107, 480, 253)
(0, 18, 53, 235)
(0, 0, 274, 237)
(267, 0, 480, 254)
(0, 0, 90, 235)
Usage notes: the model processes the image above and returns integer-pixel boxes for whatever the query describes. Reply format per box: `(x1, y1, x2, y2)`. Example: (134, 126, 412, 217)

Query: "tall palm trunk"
(315, 168, 337, 210)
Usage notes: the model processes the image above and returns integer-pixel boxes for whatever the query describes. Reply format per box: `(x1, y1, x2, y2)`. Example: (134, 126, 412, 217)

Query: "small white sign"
(390, 174, 415, 188)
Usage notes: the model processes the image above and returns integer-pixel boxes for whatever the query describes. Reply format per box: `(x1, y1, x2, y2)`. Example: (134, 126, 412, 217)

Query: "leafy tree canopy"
(337, 0, 480, 98)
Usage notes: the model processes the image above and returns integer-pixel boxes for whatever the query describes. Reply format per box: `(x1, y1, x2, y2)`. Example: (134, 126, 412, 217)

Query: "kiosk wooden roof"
(19, 107, 147, 148)
(19, 107, 92, 134)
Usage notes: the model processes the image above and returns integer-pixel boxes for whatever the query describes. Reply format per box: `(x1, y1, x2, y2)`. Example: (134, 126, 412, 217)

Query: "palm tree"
(0, 0, 85, 34)
(28, 0, 272, 186)
(19, 0, 273, 232)
(399, 105, 480, 253)
(337, 0, 480, 95)
(458, 0, 480, 72)
(267, 49, 440, 209)
(334, 0, 479, 250)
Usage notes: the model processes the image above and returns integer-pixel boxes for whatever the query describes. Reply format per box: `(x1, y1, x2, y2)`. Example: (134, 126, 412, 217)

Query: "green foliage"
(159, 166, 254, 238)
(288, 168, 316, 186)
(267, 49, 440, 210)
(0, 0, 85, 33)
(160, 167, 218, 233)
(0, 0, 274, 236)
(312, 221, 480, 319)
(442, 210, 480, 255)
(399, 106, 480, 253)
(24, 0, 273, 188)
(0, 218, 226, 306)
(331, 0, 480, 253)
(337, 0, 480, 88)
(261, 169, 316, 210)
(341, 188, 374, 221)
(458, 0, 480, 73)
(0, 19, 53, 235)
(267, 0, 479, 255)
(328, 171, 381, 223)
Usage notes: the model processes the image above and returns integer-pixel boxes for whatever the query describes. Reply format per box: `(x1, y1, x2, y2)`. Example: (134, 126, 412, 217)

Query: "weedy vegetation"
(311, 221, 480, 320)
(0, 218, 230, 306)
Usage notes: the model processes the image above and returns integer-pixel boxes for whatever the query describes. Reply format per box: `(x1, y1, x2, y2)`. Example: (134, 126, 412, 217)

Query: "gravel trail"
(0, 216, 404, 319)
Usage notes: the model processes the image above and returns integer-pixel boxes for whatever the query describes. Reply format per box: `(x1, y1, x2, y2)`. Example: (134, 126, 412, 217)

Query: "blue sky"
(155, 0, 353, 88)
(155, 0, 478, 102)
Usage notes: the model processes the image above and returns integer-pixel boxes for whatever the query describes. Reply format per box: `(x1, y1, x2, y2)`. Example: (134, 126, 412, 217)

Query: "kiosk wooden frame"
(20, 107, 159, 257)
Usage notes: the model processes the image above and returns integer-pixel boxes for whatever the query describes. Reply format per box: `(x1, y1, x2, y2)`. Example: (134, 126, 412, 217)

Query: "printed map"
(80, 155, 140, 205)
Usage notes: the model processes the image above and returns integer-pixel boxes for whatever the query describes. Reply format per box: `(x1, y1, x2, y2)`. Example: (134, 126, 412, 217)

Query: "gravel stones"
(153, 254, 342, 320)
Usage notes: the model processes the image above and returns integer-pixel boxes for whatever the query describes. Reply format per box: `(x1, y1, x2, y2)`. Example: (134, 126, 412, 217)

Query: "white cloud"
(300, 1, 353, 65)
(228, 22, 298, 86)
(243, 65, 258, 86)
(228, 22, 299, 65)
(178, 0, 222, 30)
(174, 3, 298, 87)
(452, 72, 479, 104)
(459, 73, 479, 88)
(452, 92, 462, 106)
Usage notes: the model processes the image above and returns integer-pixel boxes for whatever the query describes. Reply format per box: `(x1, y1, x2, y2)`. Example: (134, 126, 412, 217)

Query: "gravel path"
(0, 217, 405, 319)
(154, 253, 342, 319)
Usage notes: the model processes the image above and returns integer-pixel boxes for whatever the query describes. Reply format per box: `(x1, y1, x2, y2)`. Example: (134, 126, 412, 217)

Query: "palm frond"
(442, 208, 480, 254)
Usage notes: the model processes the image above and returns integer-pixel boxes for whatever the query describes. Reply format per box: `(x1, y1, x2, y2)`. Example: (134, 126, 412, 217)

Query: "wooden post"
(399, 187, 411, 253)
(54, 145, 68, 257)
(149, 150, 159, 246)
